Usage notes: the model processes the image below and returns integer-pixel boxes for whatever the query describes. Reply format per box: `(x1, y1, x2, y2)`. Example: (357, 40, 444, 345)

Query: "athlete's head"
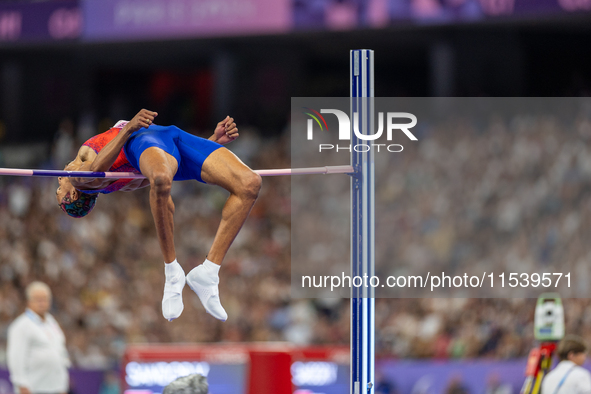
(56, 177, 97, 218)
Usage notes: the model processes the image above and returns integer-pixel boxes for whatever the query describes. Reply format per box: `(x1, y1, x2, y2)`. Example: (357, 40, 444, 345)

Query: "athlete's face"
(56, 177, 79, 205)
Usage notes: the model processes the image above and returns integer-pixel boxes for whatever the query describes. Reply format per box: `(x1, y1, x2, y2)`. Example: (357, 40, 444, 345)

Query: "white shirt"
(7, 309, 71, 393)
(542, 360, 591, 394)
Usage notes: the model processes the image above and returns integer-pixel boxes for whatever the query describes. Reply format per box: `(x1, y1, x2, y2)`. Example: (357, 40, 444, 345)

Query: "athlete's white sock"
(203, 258, 221, 277)
(162, 259, 185, 321)
(186, 259, 227, 321)
(165, 259, 182, 277)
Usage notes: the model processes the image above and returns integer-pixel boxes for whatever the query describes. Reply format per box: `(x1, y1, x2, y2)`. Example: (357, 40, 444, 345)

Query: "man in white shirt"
(7, 282, 71, 394)
(542, 335, 591, 394)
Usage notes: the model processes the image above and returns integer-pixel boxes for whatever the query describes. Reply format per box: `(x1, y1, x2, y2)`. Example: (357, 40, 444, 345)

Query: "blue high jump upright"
(350, 49, 376, 394)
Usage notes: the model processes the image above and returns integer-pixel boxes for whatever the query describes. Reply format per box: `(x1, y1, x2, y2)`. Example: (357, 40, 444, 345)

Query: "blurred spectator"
(7, 282, 70, 394)
(541, 335, 591, 394)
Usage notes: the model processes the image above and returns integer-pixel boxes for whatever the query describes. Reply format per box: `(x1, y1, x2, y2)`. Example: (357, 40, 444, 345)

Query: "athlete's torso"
(81, 123, 143, 194)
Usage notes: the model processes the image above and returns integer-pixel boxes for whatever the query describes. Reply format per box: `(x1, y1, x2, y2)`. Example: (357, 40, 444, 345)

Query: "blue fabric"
(124, 125, 223, 183)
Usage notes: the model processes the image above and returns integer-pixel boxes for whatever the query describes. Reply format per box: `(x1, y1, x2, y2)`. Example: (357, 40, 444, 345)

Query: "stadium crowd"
(1, 102, 591, 371)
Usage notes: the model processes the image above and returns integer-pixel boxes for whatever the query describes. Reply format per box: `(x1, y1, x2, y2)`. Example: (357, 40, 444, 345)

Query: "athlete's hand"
(126, 109, 158, 133)
(211, 116, 239, 145)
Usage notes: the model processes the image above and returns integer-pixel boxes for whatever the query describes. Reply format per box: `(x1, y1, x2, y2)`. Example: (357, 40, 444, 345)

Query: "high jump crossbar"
(0, 165, 354, 178)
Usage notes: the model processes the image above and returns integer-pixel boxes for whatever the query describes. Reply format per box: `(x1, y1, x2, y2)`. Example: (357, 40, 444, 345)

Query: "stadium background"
(2, 0, 591, 393)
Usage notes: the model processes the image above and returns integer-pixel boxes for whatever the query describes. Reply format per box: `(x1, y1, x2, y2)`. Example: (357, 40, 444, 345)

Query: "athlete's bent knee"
(239, 171, 261, 200)
(151, 172, 173, 195)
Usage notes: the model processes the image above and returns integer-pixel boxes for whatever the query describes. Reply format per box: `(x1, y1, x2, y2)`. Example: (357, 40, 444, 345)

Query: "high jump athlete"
(55, 109, 261, 322)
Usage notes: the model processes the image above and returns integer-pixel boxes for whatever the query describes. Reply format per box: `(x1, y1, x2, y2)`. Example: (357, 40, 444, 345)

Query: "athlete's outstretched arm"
(69, 109, 157, 188)
(89, 109, 157, 172)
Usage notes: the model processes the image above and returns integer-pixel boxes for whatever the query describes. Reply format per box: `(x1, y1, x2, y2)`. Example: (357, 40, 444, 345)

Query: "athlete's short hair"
(558, 334, 588, 360)
(58, 191, 97, 218)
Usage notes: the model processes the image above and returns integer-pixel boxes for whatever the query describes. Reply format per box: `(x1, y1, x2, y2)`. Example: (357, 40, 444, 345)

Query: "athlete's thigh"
(200, 147, 254, 192)
(139, 147, 179, 179)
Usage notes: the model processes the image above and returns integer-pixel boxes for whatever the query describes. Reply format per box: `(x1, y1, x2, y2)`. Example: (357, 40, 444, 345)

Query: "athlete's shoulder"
(83, 127, 122, 152)
(83, 120, 128, 146)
